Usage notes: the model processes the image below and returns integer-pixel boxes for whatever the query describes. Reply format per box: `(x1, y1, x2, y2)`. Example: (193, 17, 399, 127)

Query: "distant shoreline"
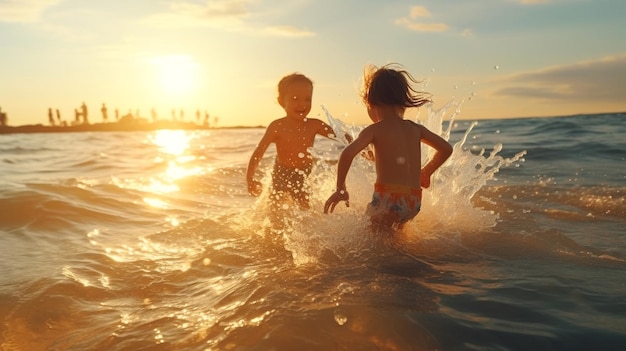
(1, 110, 623, 135)
(0, 120, 264, 135)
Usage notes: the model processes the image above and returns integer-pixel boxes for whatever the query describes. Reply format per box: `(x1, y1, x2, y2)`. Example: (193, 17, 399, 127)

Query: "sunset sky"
(1, 0, 625, 127)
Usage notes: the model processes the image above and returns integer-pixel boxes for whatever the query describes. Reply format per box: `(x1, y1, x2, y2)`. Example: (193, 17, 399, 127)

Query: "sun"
(151, 55, 199, 96)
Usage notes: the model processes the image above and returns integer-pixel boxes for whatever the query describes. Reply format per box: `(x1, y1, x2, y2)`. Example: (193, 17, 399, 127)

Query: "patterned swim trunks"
(271, 163, 312, 207)
(366, 183, 422, 225)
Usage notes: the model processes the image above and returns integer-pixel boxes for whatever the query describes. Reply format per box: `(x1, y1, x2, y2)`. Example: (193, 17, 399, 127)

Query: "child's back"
(362, 117, 424, 189)
(324, 64, 452, 229)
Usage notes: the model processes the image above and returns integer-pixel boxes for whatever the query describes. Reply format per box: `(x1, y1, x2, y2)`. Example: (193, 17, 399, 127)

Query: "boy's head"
(277, 73, 313, 119)
(362, 64, 431, 109)
(278, 73, 313, 100)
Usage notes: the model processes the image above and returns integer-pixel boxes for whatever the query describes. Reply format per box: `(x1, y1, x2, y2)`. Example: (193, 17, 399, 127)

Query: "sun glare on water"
(152, 129, 189, 156)
(140, 131, 203, 206)
(151, 130, 203, 181)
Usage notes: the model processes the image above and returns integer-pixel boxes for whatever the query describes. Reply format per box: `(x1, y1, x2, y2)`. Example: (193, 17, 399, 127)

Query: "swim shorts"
(271, 163, 312, 206)
(366, 183, 422, 225)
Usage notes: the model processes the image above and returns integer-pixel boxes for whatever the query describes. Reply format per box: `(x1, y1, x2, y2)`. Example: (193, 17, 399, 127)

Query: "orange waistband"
(374, 183, 422, 196)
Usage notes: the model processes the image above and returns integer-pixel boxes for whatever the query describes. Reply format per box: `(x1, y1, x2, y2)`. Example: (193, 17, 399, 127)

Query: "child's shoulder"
(267, 116, 288, 127)
(369, 119, 424, 137)
(401, 119, 426, 132)
(271, 116, 289, 123)
(305, 117, 327, 124)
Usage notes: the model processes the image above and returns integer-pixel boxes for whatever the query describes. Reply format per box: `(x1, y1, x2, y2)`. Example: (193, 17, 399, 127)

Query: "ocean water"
(0, 106, 624, 351)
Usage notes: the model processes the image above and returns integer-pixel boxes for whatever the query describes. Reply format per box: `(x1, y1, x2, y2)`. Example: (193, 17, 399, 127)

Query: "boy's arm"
(317, 120, 337, 139)
(246, 127, 276, 196)
(419, 126, 453, 188)
(324, 127, 374, 213)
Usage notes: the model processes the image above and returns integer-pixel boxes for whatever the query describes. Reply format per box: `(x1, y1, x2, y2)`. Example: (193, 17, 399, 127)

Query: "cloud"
(143, 0, 315, 37)
(0, 0, 60, 23)
(395, 5, 448, 33)
(142, 0, 250, 30)
(460, 28, 474, 38)
(493, 54, 626, 102)
(262, 25, 315, 37)
(409, 6, 431, 18)
(516, 0, 552, 4)
(170, 0, 249, 18)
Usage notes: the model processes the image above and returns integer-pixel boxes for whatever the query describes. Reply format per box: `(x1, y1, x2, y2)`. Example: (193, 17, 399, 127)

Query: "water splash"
(320, 101, 526, 234)
(244, 101, 526, 263)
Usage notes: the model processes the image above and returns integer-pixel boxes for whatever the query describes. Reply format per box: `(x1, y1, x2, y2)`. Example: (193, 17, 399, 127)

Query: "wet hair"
(361, 64, 431, 108)
(277, 73, 313, 100)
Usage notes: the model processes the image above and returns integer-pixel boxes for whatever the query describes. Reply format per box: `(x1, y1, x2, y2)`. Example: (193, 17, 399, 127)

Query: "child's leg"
(292, 189, 310, 209)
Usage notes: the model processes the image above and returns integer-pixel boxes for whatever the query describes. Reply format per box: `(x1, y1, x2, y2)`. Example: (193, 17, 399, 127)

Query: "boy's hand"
(420, 171, 431, 189)
(420, 176, 430, 189)
(248, 180, 262, 196)
(324, 190, 349, 214)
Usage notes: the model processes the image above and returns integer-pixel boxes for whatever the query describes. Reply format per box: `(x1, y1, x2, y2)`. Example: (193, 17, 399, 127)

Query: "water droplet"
(203, 258, 211, 266)
(494, 65, 499, 70)
(334, 310, 348, 326)
(298, 152, 305, 158)
(303, 117, 308, 122)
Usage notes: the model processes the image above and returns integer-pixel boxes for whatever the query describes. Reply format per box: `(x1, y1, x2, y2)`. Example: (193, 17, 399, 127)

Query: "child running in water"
(247, 73, 336, 212)
(324, 64, 453, 230)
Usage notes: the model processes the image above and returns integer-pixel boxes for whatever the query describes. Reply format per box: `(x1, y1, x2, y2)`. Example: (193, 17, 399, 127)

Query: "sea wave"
(1, 112, 625, 350)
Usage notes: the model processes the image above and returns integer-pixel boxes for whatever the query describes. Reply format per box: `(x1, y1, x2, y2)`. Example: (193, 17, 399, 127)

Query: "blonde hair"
(361, 64, 431, 108)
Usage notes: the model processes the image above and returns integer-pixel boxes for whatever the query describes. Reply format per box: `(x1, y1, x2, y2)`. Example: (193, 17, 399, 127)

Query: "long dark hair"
(361, 63, 431, 108)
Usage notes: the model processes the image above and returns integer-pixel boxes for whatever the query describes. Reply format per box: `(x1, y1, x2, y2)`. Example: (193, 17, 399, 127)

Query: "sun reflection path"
(151, 130, 190, 156)
(141, 130, 204, 201)
(106, 130, 207, 232)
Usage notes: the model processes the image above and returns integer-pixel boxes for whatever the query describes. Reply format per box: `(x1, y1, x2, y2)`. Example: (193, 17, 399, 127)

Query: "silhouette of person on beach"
(0, 107, 7, 127)
(247, 73, 336, 215)
(48, 108, 55, 126)
(80, 102, 89, 124)
(56, 109, 61, 124)
(324, 64, 453, 230)
(115, 108, 119, 121)
(101, 103, 108, 123)
(204, 111, 210, 127)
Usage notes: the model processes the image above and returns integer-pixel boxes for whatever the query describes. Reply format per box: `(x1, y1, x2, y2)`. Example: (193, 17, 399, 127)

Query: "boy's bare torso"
(269, 117, 331, 169)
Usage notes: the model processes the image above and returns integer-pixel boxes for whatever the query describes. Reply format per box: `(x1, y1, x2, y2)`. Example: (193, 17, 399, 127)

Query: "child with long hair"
(324, 64, 452, 229)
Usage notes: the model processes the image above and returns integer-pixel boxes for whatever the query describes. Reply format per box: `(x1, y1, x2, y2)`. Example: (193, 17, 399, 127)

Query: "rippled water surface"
(1, 110, 624, 350)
